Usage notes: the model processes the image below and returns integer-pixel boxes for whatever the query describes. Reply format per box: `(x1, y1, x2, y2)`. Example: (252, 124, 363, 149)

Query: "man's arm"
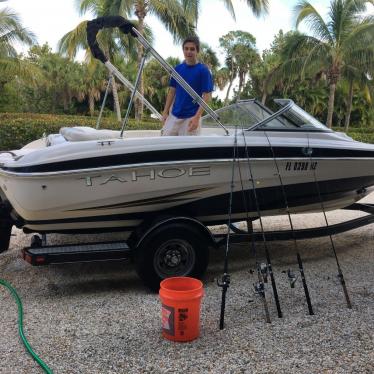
(188, 92, 212, 131)
(162, 87, 176, 122)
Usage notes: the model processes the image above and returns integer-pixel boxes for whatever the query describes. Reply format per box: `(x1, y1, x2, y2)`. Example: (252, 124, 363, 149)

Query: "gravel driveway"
(0, 194, 373, 373)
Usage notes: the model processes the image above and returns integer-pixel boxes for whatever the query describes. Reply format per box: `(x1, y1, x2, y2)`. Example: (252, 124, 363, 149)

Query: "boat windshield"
(202, 100, 272, 128)
(201, 100, 329, 132)
(277, 104, 328, 130)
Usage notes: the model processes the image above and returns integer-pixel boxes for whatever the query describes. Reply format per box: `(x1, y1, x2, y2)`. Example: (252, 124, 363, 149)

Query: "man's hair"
(182, 36, 200, 52)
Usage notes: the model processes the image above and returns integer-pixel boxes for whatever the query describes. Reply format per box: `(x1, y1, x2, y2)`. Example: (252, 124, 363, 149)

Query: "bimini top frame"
(86, 16, 229, 135)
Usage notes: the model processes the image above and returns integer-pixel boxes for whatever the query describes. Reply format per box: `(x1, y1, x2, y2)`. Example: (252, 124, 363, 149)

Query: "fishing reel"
(217, 273, 231, 289)
(254, 281, 265, 297)
(260, 263, 268, 283)
(287, 269, 298, 288)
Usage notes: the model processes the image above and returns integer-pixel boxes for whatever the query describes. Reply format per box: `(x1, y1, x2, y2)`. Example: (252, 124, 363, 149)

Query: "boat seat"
(47, 134, 68, 146)
(60, 126, 121, 142)
(59, 126, 222, 142)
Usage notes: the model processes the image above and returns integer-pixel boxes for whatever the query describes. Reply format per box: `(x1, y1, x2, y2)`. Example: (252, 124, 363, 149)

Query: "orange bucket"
(159, 277, 204, 342)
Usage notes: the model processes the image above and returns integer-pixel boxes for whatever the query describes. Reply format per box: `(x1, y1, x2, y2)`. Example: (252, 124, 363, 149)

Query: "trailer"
(19, 203, 374, 291)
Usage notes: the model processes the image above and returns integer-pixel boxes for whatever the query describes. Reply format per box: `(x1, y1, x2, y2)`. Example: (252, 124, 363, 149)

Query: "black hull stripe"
(23, 176, 374, 226)
(65, 187, 213, 211)
(3, 146, 374, 173)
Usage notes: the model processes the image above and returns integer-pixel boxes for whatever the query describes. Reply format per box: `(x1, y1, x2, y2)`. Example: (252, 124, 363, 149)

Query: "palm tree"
(0, 2, 36, 87)
(343, 69, 372, 131)
(76, 62, 107, 116)
(60, 0, 196, 120)
(199, 43, 220, 73)
(143, 56, 180, 112)
(0, 3, 35, 58)
(284, 0, 374, 128)
(219, 30, 258, 103)
(215, 67, 231, 92)
(59, 0, 140, 122)
(62, 0, 269, 119)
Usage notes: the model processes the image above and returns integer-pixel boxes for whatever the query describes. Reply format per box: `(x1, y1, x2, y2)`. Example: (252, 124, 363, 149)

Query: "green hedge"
(0, 113, 373, 150)
(0, 113, 162, 150)
(347, 132, 374, 144)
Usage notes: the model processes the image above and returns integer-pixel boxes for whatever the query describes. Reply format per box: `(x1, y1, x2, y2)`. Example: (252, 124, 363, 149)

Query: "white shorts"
(161, 114, 201, 136)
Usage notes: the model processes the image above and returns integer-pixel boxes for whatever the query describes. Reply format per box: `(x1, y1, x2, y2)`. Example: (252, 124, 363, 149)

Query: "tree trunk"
(135, 2, 146, 120)
(52, 92, 57, 113)
(89, 92, 95, 117)
(326, 82, 336, 128)
(261, 92, 267, 105)
(62, 92, 69, 112)
(224, 79, 234, 105)
(344, 79, 354, 133)
(110, 73, 122, 123)
(237, 71, 245, 101)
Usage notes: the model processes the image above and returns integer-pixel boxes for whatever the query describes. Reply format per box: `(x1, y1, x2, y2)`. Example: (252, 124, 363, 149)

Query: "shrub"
(0, 113, 161, 150)
(0, 113, 372, 150)
(347, 132, 374, 144)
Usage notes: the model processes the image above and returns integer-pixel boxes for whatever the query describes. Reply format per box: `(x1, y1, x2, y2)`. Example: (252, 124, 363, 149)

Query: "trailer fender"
(135, 216, 217, 250)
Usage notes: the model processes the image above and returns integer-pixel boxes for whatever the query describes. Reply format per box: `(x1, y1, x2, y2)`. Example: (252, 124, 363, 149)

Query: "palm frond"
(77, 0, 103, 16)
(327, 0, 370, 45)
(244, 0, 269, 17)
(181, 0, 200, 25)
(342, 18, 374, 50)
(149, 0, 195, 42)
(220, 0, 236, 20)
(344, 46, 374, 71)
(0, 31, 19, 57)
(107, 0, 133, 17)
(0, 7, 36, 48)
(58, 21, 88, 59)
(294, 1, 333, 43)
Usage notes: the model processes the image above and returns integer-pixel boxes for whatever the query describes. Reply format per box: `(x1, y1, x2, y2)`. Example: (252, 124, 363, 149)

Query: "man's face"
(183, 42, 198, 65)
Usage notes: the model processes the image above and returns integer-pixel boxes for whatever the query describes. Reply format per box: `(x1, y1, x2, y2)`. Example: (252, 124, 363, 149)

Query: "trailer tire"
(0, 219, 12, 253)
(135, 223, 209, 292)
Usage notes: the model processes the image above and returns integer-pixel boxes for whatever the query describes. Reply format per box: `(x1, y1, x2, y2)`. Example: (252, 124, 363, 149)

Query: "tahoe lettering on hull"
(79, 166, 211, 186)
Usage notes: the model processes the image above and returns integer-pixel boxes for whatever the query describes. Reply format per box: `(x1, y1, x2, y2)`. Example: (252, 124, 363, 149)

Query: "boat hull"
(1, 153, 373, 233)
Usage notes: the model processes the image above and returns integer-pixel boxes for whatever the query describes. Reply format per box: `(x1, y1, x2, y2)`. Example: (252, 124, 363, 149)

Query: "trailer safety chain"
(0, 279, 53, 374)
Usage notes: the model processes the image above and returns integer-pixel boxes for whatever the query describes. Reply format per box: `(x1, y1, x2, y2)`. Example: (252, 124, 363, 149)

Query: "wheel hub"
(154, 239, 196, 278)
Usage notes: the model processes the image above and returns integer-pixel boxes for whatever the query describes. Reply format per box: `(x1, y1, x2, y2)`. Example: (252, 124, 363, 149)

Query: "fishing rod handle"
(86, 16, 137, 64)
(339, 273, 352, 309)
(296, 253, 314, 315)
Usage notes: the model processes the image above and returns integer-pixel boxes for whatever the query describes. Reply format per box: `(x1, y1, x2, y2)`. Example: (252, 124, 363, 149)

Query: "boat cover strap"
(87, 16, 137, 63)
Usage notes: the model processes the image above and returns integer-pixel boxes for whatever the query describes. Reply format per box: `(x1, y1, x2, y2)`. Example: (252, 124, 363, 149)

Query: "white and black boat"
(1, 98, 373, 235)
(0, 16, 373, 289)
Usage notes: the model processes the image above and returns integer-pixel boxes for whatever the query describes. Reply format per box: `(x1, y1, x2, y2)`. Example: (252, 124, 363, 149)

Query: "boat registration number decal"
(285, 161, 318, 171)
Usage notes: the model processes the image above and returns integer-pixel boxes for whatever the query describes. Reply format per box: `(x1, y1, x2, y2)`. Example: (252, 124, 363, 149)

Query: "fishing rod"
(240, 126, 283, 319)
(235, 127, 271, 323)
(218, 126, 238, 330)
(263, 131, 314, 316)
(306, 133, 352, 309)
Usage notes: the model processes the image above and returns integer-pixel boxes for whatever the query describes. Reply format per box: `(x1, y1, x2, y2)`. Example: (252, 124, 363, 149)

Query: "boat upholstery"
(59, 126, 220, 142)
(60, 126, 121, 141)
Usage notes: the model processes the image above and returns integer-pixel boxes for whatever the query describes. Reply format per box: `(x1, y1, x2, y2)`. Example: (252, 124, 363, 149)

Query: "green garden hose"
(0, 279, 53, 374)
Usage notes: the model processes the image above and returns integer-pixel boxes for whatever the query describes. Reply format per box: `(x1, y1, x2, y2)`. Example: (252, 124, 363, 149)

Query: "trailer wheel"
(135, 223, 209, 291)
(0, 219, 12, 253)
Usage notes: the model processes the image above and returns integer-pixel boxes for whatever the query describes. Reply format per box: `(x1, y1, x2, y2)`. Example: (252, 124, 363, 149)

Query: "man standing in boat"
(162, 36, 213, 136)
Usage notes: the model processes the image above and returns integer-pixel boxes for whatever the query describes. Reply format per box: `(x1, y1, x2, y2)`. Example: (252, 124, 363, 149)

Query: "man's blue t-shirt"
(170, 62, 213, 118)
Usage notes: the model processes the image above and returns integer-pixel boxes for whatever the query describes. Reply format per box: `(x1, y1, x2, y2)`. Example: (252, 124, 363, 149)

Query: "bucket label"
(162, 304, 175, 336)
(177, 308, 189, 336)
